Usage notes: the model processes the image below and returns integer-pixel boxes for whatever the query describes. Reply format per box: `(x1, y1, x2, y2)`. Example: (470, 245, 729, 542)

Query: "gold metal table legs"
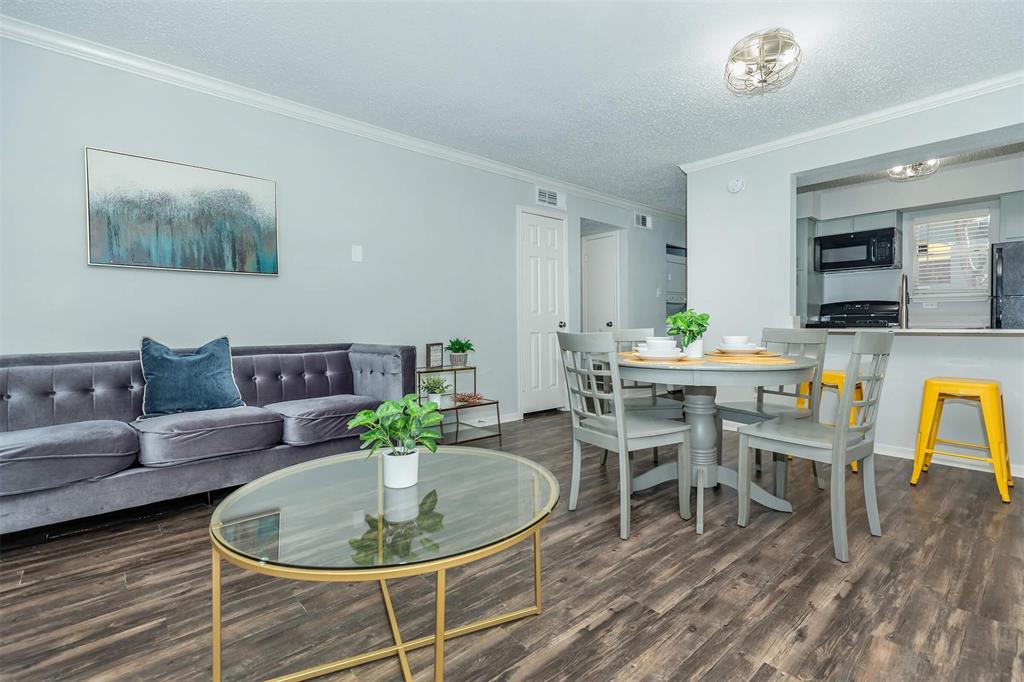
(211, 527, 544, 682)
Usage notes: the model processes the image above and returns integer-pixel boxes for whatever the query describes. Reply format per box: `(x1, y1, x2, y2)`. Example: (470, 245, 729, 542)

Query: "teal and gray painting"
(87, 149, 277, 275)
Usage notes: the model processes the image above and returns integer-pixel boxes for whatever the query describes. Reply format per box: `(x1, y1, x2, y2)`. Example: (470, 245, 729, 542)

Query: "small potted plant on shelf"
(445, 337, 475, 367)
(346, 394, 443, 488)
(666, 309, 711, 359)
(420, 376, 449, 407)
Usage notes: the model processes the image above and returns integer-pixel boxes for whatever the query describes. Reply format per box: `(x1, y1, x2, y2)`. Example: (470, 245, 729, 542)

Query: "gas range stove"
(806, 300, 900, 329)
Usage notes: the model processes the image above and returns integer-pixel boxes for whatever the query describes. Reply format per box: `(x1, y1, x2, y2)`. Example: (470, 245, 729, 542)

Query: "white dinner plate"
(714, 345, 768, 355)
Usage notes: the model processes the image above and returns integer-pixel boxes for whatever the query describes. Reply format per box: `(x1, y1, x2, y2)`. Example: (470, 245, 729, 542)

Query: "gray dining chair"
(736, 330, 895, 562)
(557, 331, 692, 540)
(715, 327, 828, 492)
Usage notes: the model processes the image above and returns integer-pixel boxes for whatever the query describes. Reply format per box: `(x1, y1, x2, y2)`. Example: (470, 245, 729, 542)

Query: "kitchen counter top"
(822, 328, 1024, 337)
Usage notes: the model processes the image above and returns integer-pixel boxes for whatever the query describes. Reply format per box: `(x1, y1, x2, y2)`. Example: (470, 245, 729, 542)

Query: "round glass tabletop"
(210, 446, 559, 571)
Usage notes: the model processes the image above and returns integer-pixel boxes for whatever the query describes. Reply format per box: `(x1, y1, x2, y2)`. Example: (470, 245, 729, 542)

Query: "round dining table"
(617, 353, 817, 531)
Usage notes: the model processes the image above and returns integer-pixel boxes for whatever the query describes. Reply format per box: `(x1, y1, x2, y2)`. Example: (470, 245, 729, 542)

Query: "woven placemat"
(703, 355, 795, 366)
(618, 352, 705, 366)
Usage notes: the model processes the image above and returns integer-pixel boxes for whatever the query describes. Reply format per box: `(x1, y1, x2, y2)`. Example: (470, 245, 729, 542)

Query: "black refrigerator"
(992, 241, 1024, 329)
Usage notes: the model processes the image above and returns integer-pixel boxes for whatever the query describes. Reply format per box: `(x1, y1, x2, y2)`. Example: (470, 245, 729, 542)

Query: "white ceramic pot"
(683, 337, 704, 359)
(427, 393, 443, 406)
(449, 352, 468, 367)
(383, 483, 420, 523)
(383, 448, 419, 488)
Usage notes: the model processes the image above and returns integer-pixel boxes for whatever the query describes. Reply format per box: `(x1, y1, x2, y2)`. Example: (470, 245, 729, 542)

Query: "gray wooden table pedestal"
(619, 357, 816, 531)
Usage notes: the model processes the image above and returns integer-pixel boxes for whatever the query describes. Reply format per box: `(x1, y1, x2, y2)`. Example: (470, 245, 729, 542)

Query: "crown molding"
(678, 71, 1024, 174)
(0, 16, 684, 221)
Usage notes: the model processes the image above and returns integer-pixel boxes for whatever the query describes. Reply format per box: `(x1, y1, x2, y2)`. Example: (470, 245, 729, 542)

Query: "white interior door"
(518, 209, 567, 414)
(582, 231, 620, 332)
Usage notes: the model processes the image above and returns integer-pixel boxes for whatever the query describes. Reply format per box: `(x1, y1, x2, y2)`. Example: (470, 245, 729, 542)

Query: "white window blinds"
(911, 209, 991, 301)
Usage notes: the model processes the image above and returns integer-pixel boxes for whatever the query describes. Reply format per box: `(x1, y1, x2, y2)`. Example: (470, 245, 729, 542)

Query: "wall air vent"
(535, 186, 565, 209)
(634, 212, 653, 229)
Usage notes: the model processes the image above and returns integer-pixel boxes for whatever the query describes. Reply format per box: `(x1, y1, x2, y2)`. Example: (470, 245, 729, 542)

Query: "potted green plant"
(446, 337, 475, 367)
(346, 394, 443, 488)
(666, 309, 711, 359)
(419, 375, 449, 406)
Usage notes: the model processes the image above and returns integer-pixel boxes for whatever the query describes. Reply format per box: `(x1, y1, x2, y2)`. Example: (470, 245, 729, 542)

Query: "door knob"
(605, 322, 613, 327)
(558, 321, 566, 328)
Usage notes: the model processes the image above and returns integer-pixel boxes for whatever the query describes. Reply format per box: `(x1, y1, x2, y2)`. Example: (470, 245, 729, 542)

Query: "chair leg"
(911, 385, 940, 484)
(695, 467, 706, 535)
(981, 392, 1011, 503)
(737, 433, 751, 527)
(618, 450, 632, 540)
(830, 452, 850, 562)
(862, 453, 881, 537)
(601, 449, 608, 466)
(923, 397, 944, 472)
(811, 462, 825, 490)
(653, 446, 659, 466)
(678, 440, 691, 520)
(569, 439, 582, 511)
(1002, 397, 1014, 488)
(773, 453, 789, 499)
(755, 449, 762, 473)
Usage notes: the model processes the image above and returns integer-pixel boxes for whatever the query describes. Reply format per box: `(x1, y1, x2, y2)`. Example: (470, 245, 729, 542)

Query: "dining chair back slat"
(758, 328, 828, 419)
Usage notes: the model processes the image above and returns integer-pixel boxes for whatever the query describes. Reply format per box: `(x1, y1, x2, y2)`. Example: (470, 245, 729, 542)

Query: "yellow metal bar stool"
(800, 369, 863, 473)
(911, 377, 1013, 502)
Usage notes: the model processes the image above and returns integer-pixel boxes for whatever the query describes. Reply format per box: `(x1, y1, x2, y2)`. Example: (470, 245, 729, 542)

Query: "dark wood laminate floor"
(2, 411, 1022, 681)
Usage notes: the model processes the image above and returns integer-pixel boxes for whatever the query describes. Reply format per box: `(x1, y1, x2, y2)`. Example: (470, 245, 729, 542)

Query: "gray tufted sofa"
(0, 343, 415, 534)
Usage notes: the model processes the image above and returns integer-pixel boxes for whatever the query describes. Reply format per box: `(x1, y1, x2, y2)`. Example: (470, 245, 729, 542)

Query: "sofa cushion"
(140, 336, 244, 417)
(133, 406, 283, 467)
(0, 420, 139, 496)
(264, 395, 381, 446)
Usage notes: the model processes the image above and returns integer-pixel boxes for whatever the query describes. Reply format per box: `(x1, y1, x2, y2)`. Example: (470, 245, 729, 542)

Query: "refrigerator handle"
(993, 245, 1003, 298)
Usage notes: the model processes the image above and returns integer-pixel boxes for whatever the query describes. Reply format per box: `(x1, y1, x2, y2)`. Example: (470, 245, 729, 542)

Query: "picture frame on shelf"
(425, 342, 444, 368)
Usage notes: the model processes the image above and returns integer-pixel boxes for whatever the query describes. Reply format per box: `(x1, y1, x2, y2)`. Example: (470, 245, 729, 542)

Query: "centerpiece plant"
(445, 337, 475, 367)
(346, 394, 443, 488)
(666, 309, 711, 359)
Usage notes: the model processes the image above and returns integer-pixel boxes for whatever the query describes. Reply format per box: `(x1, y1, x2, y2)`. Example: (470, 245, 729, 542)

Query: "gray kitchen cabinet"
(796, 218, 822, 323)
(853, 210, 899, 231)
(1001, 191, 1024, 241)
(816, 217, 853, 236)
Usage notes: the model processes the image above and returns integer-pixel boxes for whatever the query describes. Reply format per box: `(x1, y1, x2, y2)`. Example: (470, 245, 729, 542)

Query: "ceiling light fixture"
(724, 28, 801, 95)
(887, 159, 940, 181)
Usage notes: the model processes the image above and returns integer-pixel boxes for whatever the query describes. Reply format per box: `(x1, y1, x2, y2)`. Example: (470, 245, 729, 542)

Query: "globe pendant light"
(724, 28, 801, 95)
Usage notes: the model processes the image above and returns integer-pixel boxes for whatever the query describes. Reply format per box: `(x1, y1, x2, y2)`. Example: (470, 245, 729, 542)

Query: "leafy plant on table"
(420, 376, 449, 395)
(346, 394, 443, 456)
(445, 338, 475, 353)
(348, 489, 444, 564)
(666, 309, 711, 347)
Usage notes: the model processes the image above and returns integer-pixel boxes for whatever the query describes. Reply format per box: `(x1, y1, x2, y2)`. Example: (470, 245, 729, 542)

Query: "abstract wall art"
(85, 148, 278, 275)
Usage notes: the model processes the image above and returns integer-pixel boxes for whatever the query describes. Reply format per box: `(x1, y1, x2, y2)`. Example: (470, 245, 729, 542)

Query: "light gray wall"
(0, 39, 683, 417)
(685, 81, 1024, 470)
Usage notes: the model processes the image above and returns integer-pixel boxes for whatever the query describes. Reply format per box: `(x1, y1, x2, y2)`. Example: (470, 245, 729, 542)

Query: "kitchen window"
(911, 208, 992, 301)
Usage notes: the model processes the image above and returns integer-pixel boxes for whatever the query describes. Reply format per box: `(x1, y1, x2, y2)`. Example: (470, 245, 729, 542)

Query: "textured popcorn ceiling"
(3, 1, 1023, 214)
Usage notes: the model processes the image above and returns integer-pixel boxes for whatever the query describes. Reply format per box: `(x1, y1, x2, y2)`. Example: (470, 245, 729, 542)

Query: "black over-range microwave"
(814, 227, 902, 273)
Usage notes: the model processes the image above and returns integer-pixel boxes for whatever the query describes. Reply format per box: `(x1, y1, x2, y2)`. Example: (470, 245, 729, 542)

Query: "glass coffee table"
(209, 446, 559, 682)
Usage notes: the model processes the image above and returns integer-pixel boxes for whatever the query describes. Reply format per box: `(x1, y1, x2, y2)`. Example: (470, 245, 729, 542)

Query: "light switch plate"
(351, 245, 363, 262)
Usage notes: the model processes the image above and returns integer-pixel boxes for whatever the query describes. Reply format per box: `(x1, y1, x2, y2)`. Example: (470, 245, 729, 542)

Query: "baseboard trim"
(456, 411, 523, 428)
(721, 421, 1021, 479)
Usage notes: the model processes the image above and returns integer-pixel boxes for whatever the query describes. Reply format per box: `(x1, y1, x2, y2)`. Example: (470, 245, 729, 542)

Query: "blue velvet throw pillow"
(139, 336, 244, 417)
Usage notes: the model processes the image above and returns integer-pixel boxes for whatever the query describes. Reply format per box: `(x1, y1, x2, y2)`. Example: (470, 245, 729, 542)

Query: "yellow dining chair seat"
(911, 377, 1012, 503)
(799, 369, 863, 473)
